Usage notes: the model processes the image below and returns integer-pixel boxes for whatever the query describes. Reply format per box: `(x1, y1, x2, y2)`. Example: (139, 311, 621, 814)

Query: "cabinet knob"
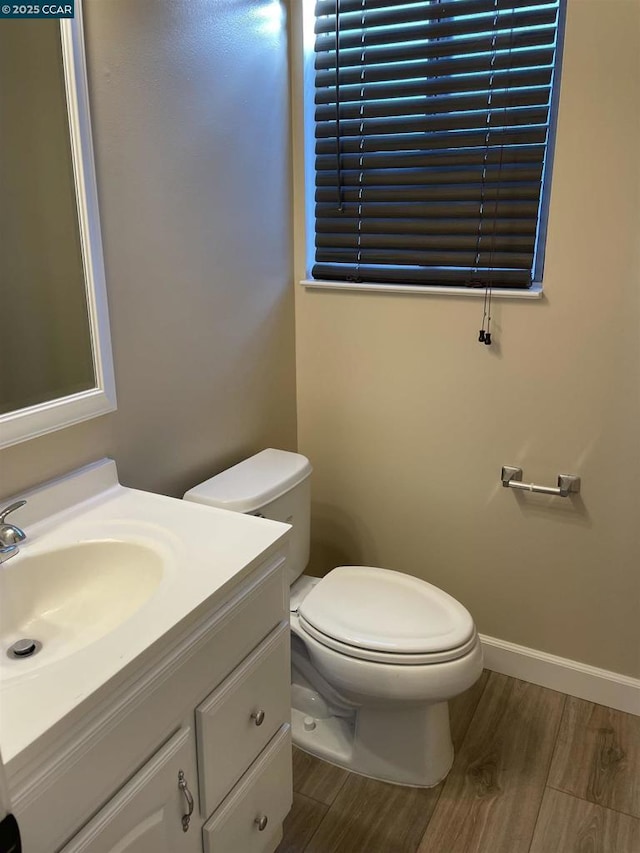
(255, 814, 268, 832)
(178, 769, 194, 833)
(251, 709, 265, 727)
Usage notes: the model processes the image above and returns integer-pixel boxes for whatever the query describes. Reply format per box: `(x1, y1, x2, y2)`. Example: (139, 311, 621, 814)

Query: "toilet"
(184, 449, 483, 787)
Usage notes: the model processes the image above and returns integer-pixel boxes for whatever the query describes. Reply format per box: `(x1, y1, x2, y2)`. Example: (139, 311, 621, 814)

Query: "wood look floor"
(277, 672, 640, 853)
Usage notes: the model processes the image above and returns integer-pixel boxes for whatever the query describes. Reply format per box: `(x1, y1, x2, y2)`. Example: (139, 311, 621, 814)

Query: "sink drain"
(7, 639, 42, 659)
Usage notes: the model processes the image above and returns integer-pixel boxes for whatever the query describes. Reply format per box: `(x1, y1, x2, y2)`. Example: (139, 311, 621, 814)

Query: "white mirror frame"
(0, 1, 116, 450)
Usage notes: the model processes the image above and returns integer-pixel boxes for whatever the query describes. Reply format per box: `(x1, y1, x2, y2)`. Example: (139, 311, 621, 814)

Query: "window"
(307, 0, 566, 290)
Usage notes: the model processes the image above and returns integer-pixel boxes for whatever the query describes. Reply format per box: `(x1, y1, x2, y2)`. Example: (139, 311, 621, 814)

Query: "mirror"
(0, 3, 115, 449)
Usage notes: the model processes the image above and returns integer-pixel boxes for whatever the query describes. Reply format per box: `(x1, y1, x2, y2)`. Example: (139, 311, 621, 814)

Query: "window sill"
(300, 279, 543, 299)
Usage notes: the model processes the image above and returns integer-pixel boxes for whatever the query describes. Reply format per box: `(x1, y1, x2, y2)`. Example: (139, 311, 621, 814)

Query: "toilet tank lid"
(183, 448, 312, 513)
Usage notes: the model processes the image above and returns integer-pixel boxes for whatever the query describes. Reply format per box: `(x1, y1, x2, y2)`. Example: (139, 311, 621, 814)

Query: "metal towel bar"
(501, 466, 581, 497)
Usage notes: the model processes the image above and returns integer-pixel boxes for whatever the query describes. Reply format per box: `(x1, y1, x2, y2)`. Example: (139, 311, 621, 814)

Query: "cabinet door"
(60, 728, 201, 853)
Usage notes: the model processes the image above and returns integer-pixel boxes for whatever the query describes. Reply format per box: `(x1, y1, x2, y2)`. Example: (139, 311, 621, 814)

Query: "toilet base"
(291, 698, 453, 788)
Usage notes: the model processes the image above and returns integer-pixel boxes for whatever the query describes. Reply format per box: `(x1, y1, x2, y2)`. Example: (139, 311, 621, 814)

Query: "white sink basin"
(1, 540, 164, 672)
(0, 458, 289, 765)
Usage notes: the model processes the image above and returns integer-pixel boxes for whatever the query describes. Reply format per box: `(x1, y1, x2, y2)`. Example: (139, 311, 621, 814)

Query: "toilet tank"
(183, 449, 312, 586)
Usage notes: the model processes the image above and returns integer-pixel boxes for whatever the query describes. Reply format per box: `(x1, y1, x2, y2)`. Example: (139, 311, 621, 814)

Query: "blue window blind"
(312, 0, 565, 288)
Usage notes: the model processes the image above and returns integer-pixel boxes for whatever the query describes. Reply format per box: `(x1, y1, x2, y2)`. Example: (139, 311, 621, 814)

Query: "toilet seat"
(297, 566, 477, 665)
(296, 616, 478, 664)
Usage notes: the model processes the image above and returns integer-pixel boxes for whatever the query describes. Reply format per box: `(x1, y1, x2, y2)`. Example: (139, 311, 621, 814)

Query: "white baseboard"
(479, 634, 640, 716)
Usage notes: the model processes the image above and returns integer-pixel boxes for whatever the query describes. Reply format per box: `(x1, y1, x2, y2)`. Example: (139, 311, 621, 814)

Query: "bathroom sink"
(0, 458, 290, 764)
(0, 540, 164, 672)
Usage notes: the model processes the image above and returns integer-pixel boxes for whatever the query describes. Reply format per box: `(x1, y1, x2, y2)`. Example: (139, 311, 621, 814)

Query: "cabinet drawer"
(202, 724, 292, 853)
(196, 622, 290, 815)
(60, 727, 201, 853)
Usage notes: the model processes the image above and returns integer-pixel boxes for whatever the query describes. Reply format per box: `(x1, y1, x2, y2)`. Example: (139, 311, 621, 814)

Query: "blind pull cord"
(484, 8, 517, 347)
(479, 286, 492, 345)
(478, 1, 499, 346)
(355, 0, 366, 280)
(335, 0, 344, 212)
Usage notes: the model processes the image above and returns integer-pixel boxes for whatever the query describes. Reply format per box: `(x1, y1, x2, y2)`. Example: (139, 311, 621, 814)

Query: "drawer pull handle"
(251, 709, 265, 726)
(178, 769, 194, 832)
(255, 814, 268, 832)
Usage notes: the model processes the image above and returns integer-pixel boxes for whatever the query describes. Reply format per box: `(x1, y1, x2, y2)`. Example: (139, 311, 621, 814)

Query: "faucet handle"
(0, 500, 27, 545)
(0, 500, 27, 523)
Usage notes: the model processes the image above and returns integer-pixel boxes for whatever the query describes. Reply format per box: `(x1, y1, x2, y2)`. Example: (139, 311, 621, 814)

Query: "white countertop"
(0, 459, 289, 766)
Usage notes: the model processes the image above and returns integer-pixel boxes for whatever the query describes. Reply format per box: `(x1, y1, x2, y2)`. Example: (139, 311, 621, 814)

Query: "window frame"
(296, 0, 567, 299)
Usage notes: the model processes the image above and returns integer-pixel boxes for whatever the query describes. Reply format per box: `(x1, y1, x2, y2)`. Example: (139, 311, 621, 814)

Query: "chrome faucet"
(0, 500, 27, 564)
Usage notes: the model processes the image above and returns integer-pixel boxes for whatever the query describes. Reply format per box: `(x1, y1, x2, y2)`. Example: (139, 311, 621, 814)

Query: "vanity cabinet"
(7, 553, 292, 853)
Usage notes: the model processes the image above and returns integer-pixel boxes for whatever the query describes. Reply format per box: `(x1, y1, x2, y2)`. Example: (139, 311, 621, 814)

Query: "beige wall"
(1, 0, 296, 499)
(1, 0, 637, 681)
(294, 0, 640, 678)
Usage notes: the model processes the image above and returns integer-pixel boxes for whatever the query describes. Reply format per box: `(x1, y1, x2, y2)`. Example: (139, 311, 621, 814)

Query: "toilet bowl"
(288, 567, 482, 785)
(184, 449, 483, 787)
